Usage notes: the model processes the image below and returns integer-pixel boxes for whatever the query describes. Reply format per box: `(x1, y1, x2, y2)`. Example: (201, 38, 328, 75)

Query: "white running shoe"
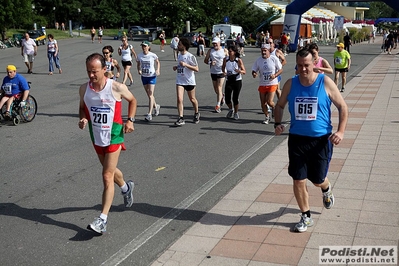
(145, 114, 152, 121)
(87, 217, 107, 234)
(262, 116, 270, 124)
(122, 180, 135, 207)
(154, 104, 161, 116)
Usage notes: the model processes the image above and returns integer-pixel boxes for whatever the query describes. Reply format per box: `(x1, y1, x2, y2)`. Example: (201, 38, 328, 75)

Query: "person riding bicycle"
(0, 65, 30, 120)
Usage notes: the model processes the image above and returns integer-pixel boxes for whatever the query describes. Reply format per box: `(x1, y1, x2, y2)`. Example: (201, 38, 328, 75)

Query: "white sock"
(99, 213, 108, 222)
(121, 182, 128, 193)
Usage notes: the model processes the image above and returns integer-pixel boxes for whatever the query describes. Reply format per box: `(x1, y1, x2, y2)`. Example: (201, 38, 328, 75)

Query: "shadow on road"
(131, 203, 316, 229)
(0, 203, 103, 241)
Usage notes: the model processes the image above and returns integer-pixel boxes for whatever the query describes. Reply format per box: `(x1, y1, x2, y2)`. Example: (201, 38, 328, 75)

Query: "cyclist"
(0, 65, 30, 120)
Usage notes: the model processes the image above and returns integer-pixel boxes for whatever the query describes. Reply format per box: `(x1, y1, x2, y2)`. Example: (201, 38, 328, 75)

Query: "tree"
(0, 0, 33, 39)
(365, 2, 398, 19)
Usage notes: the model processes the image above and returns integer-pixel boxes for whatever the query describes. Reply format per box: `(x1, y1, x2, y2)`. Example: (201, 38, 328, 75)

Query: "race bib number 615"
(294, 97, 317, 120)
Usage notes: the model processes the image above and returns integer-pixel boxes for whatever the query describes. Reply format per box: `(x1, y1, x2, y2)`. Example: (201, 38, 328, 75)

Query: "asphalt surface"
(0, 35, 380, 266)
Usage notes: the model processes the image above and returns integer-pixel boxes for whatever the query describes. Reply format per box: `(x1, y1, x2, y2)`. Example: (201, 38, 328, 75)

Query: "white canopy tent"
(270, 16, 312, 25)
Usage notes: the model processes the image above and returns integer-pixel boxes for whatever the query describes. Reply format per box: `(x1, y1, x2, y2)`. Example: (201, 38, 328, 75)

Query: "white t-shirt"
(120, 44, 133, 61)
(252, 55, 282, 86)
(298, 38, 304, 48)
(220, 33, 226, 43)
(137, 52, 158, 77)
(176, 52, 197, 86)
(22, 38, 36, 55)
(47, 40, 57, 52)
(209, 48, 225, 74)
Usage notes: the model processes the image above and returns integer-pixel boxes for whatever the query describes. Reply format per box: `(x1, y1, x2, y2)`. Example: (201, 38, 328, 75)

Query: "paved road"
(0, 36, 381, 266)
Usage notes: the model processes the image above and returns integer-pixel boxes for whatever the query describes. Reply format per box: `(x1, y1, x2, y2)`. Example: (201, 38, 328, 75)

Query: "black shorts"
(238, 43, 244, 48)
(177, 84, 195, 91)
(122, 60, 132, 67)
(211, 73, 225, 81)
(335, 68, 348, 73)
(288, 133, 333, 184)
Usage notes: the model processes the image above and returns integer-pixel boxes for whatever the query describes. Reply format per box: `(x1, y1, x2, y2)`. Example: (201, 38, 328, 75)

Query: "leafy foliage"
(364, 2, 398, 19)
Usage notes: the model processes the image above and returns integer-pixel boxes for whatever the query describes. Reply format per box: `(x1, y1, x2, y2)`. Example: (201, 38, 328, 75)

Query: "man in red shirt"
(280, 32, 288, 55)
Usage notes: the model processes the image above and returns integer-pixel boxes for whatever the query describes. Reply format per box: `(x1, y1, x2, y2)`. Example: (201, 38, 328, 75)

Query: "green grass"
(6, 29, 73, 40)
(5, 28, 184, 44)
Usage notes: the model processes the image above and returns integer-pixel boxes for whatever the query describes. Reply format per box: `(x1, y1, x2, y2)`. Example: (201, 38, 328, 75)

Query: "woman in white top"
(98, 26, 103, 43)
(136, 41, 161, 121)
(47, 34, 62, 75)
(222, 45, 246, 120)
(118, 36, 137, 86)
(204, 37, 228, 113)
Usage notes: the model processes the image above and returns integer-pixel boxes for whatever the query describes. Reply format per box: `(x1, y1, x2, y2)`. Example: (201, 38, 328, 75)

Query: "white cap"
(212, 37, 220, 43)
(261, 43, 270, 49)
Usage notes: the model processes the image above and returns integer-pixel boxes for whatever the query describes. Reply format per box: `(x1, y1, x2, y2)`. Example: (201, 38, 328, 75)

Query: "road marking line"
(101, 134, 275, 266)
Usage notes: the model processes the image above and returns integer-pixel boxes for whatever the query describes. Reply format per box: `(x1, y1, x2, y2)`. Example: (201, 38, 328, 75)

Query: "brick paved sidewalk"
(152, 43, 399, 266)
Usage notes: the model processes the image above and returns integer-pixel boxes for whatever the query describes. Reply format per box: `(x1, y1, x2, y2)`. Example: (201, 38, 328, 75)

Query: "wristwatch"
(127, 117, 135, 122)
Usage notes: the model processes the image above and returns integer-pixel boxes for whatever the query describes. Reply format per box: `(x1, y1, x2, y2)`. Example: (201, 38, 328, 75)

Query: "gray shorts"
(23, 54, 35, 63)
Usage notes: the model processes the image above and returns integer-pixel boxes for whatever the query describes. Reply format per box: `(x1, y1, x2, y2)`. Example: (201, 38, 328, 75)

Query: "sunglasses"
(103, 52, 109, 54)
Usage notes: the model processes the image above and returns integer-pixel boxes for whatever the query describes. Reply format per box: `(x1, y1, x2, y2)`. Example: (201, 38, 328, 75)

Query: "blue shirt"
(1, 73, 30, 96)
(288, 74, 332, 137)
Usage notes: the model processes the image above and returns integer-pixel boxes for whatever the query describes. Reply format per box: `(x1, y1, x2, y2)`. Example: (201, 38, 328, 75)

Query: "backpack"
(170, 38, 178, 49)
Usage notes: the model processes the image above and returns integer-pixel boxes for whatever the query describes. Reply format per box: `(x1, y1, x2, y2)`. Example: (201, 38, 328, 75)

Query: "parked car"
(27, 30, 46, 46)
(128, 26, 149, 35)
(182, 32, 210, 47)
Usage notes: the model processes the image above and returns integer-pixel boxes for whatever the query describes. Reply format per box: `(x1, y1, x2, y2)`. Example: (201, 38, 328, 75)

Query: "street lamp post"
(77, 8, 81, 37)
(32, 4, 36, 30)
(53, 7, 56, 29)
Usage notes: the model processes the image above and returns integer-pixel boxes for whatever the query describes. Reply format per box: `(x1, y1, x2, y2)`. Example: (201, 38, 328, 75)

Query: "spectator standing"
(252, 43, 283, 124)
(237, 33, 246, 56)
(274, 48, 348, 233)
(343, 32, 351, 53)
(21, 32, 37, 74)
(170, 34, 179, 61)
(333, 43, 351, 92)
(386, 31, 394, 54)
(46, 34, 62, 75)
(197, 33, 205, 57)
(172, 38, 200, 126)
(382, 30, 388, 52)
(280, 32, 289, 55)
(204, 37, 228, 113)
(220, 30, 226, 49)
(136, 41, 161, 121)
(118, 36, 137, 86)
(222, 45, 246, 120)
(298, 36, 304, 50)
(78, 53, 137, 234)
(61, 22, 65, 31)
